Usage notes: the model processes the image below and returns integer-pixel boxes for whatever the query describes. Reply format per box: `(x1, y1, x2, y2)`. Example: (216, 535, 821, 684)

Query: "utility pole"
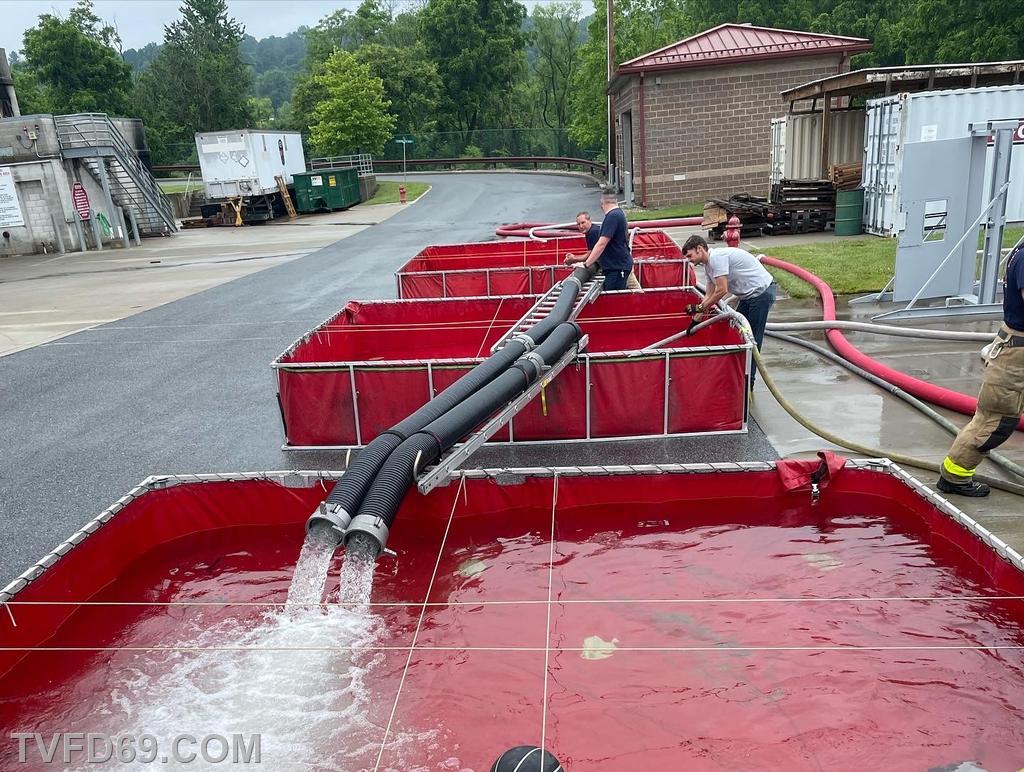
(606, 0, 616, 190)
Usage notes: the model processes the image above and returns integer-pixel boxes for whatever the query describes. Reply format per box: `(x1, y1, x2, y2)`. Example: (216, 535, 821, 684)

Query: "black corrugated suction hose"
(310, 264, 597, 538)
(346, 321, 584, 555)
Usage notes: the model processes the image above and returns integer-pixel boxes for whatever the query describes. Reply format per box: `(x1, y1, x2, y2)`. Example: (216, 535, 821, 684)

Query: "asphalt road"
(0, 172, 774, 584)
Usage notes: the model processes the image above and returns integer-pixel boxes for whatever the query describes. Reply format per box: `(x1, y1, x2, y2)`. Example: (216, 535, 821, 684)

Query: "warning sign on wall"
(72, 181, 91, 220)
(0, 167, 25, 227)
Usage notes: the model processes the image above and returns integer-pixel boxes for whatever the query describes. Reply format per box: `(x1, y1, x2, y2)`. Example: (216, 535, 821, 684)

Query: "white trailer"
(863, 85, 1024, 236)
(195, 130, 306, 200)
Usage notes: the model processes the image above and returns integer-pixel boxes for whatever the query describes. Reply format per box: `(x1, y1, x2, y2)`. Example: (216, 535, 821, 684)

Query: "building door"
(620, 111, 634, 203)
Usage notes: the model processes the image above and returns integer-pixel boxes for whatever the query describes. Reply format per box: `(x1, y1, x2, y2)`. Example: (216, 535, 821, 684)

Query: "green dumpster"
(292, 167, 362, 213)
(834, 188, 865, 236)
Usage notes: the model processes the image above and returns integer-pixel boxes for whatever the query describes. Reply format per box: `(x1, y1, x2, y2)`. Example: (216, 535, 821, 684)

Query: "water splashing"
(89, 530, 431, 770)
(339, 533, 380, 610)
(285, 526, 338, 610)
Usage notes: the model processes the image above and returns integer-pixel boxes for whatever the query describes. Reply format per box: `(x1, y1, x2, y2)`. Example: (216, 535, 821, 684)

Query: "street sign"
(72, 181, 90, 220)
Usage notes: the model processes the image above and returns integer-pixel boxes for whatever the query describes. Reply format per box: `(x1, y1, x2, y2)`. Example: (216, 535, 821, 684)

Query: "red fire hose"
(495, 217, 703, 238)
(762, 255, 1024, 432)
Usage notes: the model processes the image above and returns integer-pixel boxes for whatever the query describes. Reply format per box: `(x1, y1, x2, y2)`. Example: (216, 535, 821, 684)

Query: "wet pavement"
(3, 176, 1023, 585)
(0, 173, 604, 580)
(0, 201, 409, 357)
(1, 173, 784, 584)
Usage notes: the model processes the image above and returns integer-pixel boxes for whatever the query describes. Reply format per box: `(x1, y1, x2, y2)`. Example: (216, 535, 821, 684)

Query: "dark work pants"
(602, 269, 629, 291)
(737, 282, 777, 385)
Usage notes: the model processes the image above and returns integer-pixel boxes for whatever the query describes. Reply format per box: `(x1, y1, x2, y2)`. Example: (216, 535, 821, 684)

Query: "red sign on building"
(72, 182, 90, 220)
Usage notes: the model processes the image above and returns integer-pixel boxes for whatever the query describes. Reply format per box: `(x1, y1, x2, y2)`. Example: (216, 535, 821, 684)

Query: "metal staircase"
(55, 113, 178, 236)
(489, 273, 603, 353)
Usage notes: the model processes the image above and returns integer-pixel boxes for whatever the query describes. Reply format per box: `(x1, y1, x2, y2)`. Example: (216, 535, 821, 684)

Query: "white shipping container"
(195, 130, 306, 199)
(769, 110, 865, 188)
(863, 85, 1024, 236)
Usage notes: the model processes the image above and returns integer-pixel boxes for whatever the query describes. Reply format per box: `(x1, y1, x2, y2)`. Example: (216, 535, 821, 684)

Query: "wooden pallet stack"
(829, 162, 863, 191)
(770, 179, 836, 209)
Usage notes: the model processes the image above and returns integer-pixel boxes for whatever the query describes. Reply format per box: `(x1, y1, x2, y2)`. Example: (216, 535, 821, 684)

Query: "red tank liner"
(395, 231, 695, 298)
(273, 287, 751, 448)
(3, 462, 1024, 769)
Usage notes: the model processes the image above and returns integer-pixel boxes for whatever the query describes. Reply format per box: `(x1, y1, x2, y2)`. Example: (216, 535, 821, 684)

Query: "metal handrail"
(308, 153, 374, 176)
(153, 155, 608, 176)
(373, 155, 606, 174)
(54, 113, 177, 232)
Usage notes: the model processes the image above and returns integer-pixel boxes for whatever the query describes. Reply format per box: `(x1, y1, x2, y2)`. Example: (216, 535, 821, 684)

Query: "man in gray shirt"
(681, 235, 777, 385)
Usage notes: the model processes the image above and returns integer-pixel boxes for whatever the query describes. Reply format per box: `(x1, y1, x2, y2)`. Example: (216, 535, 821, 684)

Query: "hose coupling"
(344, 514, 391, 559)
(305, 502, 352, 547)
(509, 333, 537, 352)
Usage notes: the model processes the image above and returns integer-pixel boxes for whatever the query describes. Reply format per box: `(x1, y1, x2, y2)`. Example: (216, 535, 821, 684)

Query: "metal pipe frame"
(270, 285, 711, 369)
(9, 459, 1016, 606)
(394, 258, 689, 300)
(416, 334, 590, 494)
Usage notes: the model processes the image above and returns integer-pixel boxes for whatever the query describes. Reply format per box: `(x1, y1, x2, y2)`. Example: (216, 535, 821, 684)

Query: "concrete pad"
(0, 200, 411, 357)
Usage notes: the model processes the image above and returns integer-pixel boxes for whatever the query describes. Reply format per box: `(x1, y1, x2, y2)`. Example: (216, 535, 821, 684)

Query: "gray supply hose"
(767, 319, 994, 342)
(767, 331, 1024, 482)
(751, 344, 1024, 498)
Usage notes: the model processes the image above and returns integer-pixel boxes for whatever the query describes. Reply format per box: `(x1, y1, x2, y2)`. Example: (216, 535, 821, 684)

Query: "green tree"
(354, 43, 443, 133)
(419, 0, 528, 133)
(287, 59, 329, 133)
(247, 96, 274, 127)
(568, 0, 694, 154)
(19, 0, 133, 114)
(308, 49, 396, 155)
(254, 68, 295, 111)
(133, 0, 254, 162)
(891, 0, 1024, 64)
(305, 0, 391, 63)
(531, 2, 586, 153)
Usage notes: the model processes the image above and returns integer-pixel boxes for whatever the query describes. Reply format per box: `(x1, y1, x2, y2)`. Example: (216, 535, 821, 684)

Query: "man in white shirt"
(681, 235, 777, 385)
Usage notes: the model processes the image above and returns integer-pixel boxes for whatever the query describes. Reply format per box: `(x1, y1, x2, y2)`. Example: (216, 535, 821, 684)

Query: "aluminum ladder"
(489, 273, 603, 353)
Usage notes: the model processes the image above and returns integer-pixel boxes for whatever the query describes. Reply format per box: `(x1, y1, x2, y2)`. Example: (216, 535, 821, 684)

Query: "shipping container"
(195, 130, 306, 200)
(293, 167, 362, 213)
(863, 86, 1024, 236)
(769, 110, 865, 188)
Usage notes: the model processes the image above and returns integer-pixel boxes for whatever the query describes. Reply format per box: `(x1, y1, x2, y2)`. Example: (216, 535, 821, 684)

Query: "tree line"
(10, 0, 1024, 167)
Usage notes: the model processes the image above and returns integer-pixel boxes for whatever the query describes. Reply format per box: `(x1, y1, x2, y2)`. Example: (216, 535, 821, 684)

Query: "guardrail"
(153, 155, 607, 177)
(374, 156, 606, 174)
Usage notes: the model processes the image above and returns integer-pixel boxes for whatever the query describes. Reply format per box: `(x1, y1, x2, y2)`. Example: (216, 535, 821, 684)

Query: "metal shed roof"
(781, 60, 1024, 104)
(615, 23, 871, 78)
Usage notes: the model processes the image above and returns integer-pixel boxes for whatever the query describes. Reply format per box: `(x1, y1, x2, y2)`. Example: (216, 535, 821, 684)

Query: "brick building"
(608, 23, 870, 208)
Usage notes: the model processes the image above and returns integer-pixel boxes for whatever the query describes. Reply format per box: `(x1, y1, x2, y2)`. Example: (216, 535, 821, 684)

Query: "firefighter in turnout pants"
(938, 247, 1024, 497)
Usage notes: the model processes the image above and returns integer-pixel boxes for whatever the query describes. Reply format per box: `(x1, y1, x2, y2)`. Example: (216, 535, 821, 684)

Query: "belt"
(996, 328, 1024, 347)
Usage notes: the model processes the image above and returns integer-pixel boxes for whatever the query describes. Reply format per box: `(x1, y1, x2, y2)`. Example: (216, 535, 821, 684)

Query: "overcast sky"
(2, 0, 595, 54)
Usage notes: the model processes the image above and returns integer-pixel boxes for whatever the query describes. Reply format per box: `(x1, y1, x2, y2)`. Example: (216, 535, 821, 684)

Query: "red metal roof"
(617, 23, 872, 75)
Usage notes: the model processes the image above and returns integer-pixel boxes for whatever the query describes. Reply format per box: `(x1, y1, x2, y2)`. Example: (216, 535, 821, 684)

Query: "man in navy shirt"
(938, 247, 1024, 496)
(566, 190, 633, 290)
(565, 209, 642, 290)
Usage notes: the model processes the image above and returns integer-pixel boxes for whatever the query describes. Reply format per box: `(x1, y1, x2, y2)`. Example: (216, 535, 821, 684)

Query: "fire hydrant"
(724, 215, 741, 247)
(398, 185, 407, 204)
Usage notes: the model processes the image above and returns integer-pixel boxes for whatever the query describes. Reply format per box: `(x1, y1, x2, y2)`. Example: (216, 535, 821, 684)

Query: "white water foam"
(284, 528, 337, 610)
(91, 534, 435, 771)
